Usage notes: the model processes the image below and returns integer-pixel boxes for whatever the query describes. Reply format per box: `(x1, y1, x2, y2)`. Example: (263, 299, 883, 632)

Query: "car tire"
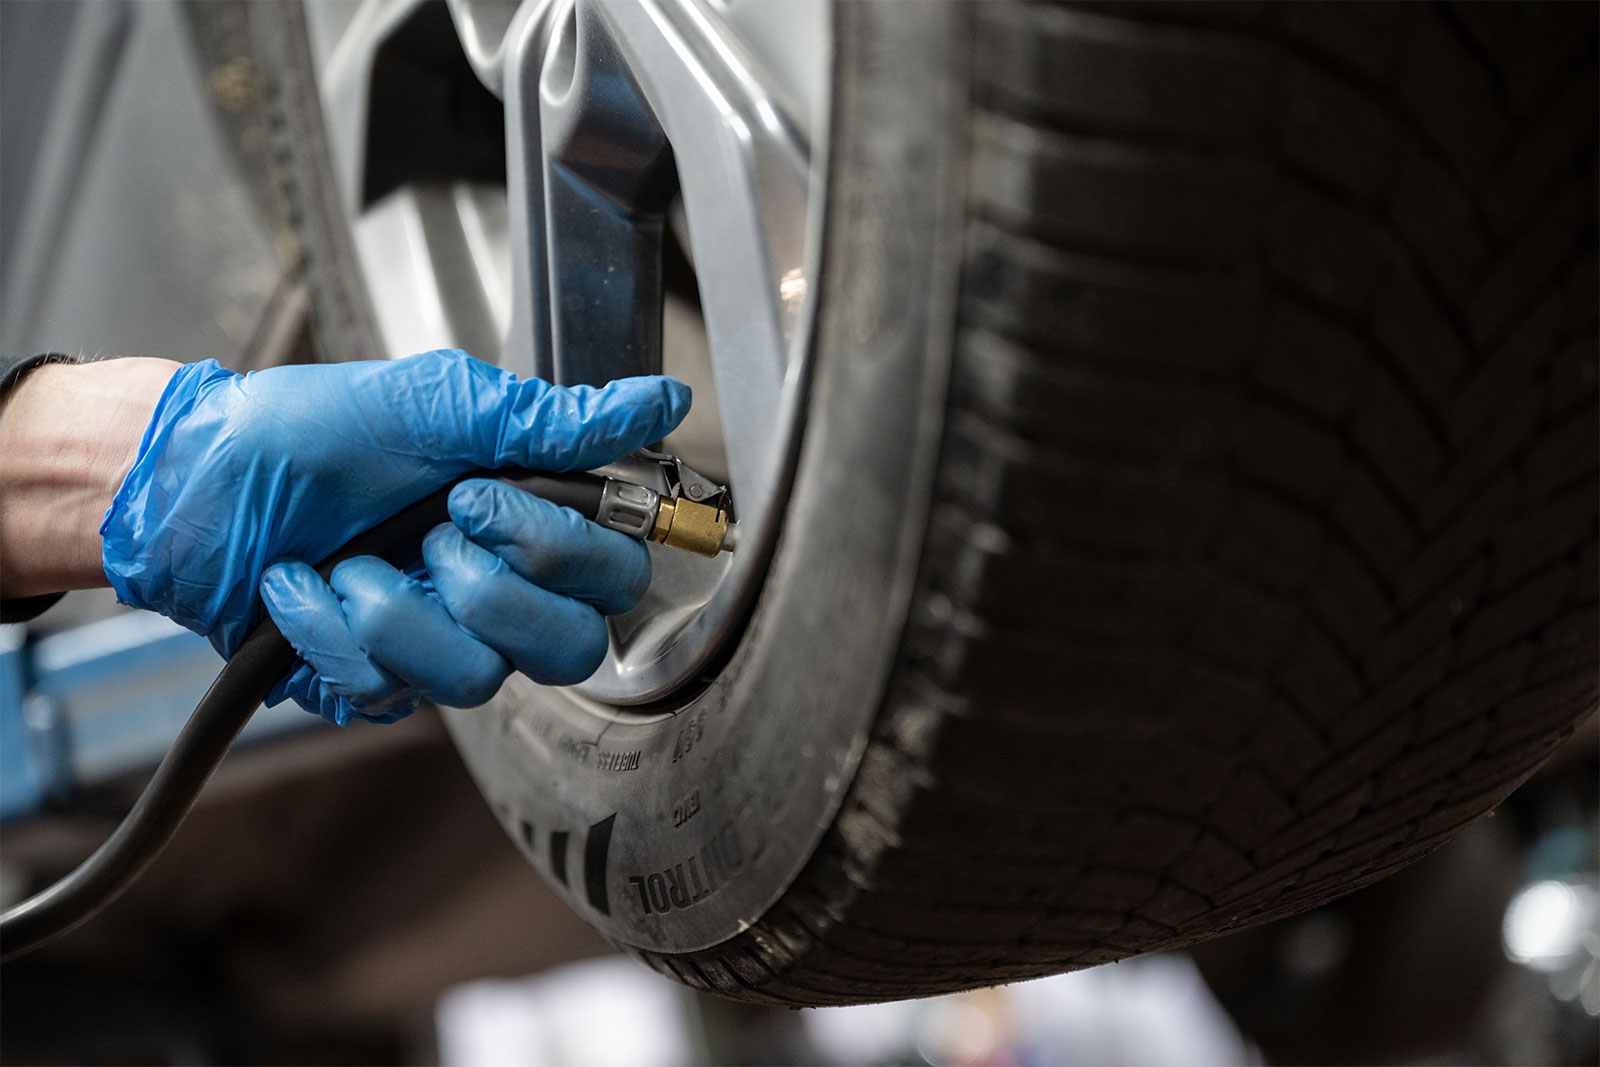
(255, 0, 1598, 1004)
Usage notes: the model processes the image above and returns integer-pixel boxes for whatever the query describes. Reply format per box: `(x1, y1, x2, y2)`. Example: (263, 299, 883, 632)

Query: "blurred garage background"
(1, 2, 1595, 1064)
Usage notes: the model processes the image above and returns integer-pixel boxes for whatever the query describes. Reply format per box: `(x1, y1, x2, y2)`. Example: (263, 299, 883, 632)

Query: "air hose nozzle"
(650, 495, 732, 557)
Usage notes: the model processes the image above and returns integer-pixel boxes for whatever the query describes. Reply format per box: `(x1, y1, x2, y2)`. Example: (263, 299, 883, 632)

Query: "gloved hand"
(101, 349, 690, 725)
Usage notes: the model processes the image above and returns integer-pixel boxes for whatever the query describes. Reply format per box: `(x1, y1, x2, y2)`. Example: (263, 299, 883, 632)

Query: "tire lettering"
(556, 736, 592, 765)
(623, 823, 745, 916)
(671, 712, 705, 763)
(647, 873, 669, 913)
(672, 788, 701, 827)
(594, 749, 641, 772)
(666, 864, 691, 909)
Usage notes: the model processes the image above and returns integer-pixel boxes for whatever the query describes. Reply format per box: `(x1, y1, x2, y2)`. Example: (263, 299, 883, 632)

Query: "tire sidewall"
(439, 2, 970, 954)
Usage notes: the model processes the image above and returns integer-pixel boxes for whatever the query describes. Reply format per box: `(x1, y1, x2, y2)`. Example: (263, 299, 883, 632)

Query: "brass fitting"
(650, 496, 730, 557)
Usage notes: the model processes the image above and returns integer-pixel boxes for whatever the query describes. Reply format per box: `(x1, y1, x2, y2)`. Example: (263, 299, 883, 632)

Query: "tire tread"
(641, 0, 1598, 1003)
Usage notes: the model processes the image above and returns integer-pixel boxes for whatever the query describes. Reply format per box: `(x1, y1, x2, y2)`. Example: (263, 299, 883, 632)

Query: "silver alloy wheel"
(298, 0, 830, 705)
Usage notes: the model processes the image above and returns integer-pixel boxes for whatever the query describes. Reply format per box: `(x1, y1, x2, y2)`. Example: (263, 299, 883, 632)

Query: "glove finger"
(447, 480, 651, 614)
(496, 373, 693, 473)
(329, 555, 513, 707)
(267, 660, 349, 726)
(268, 659, 417, 728)
(261, 560, 415, 722)
(423, 522, 612, 685)
(386, 350, 690, 472)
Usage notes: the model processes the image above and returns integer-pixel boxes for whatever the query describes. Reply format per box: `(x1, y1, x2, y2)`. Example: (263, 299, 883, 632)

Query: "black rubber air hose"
(0, 470, 609, 962)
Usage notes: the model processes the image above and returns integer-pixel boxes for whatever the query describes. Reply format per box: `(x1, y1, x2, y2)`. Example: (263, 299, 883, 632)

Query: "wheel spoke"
(351, 186, 504, 358)
(497, 0, 560, 379)
(448, 0, 562, 382)
(445, 0, 523, 97)
(536, 0, 674, 387)
(316, 0, 429, 215)
(487, 0, 816, 507)
(581, 0, 813, 506)
(320, 0, 517, 362)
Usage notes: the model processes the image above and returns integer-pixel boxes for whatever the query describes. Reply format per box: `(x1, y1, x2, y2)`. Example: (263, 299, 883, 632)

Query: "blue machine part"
(1, 612, 316, 822)
(0, 626, 44, 819)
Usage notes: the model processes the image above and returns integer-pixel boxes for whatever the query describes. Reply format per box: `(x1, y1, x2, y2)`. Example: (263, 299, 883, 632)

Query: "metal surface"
(303, 0, 829, 704)
(597, 477, 662, 539)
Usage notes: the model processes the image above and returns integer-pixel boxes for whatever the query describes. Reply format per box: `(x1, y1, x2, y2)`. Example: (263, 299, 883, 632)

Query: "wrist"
(0, 357, 182, 598)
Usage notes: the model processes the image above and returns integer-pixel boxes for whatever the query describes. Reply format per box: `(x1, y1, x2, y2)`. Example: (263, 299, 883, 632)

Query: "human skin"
(0, 358, 182, 598)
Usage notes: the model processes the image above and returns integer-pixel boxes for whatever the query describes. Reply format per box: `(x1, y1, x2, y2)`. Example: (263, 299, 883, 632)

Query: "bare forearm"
(0, 358, 181, 598)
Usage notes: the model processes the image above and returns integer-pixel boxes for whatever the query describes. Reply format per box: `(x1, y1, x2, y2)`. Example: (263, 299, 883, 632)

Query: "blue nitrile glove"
(101, 349, 690, 726)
